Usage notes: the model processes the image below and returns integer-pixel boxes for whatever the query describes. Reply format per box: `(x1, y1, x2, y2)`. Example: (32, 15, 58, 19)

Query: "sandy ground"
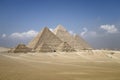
(0, 47, 120, 80)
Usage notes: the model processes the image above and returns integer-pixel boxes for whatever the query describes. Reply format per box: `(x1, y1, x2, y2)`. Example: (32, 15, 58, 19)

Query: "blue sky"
(0, 0, 120, 49)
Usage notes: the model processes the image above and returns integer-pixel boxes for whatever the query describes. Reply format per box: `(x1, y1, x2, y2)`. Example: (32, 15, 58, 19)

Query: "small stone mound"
(9, 44, 31, 53)
(57, 42, 76, 52)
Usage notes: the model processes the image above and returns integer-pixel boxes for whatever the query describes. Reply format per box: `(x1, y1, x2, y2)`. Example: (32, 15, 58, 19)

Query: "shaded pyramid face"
(53, 25, 92, 51)
(57, 42, 75, 52)
(28, 27, 62, 50)
(73, 35, 91, 50)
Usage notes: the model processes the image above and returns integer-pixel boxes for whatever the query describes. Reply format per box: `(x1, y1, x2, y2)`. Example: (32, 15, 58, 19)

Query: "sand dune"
(0, 49, 120, 80)
(0, 47, 9, 52)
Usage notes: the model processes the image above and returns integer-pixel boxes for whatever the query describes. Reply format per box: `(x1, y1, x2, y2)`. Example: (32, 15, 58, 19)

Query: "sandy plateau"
(0, 47, 120, 80)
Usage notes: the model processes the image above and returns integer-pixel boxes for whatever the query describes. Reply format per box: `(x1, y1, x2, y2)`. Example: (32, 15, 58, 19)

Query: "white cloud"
(80, 27, 97, 38)
(80, 28, 88, 36)
(100, 24, 118, 33)
(2, 34, 6, 38)
(88, 31, 97, 37)
(0, 30, 38, 47)
(10, 30, 38, 39)
(49, 28, 53, 32)
(81, 24, 119, 38)
(69, 30, 76, 36)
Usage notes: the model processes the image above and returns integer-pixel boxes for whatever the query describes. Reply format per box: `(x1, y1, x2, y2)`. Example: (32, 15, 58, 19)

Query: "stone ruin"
(10, 25, 92, 53)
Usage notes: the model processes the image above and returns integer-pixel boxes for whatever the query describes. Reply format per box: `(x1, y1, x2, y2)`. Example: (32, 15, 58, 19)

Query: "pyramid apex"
(53, 24, 67, 34)
(41, 27, 50, 32)
(56, 24, 66, 31)
(43, 27, 49, 30)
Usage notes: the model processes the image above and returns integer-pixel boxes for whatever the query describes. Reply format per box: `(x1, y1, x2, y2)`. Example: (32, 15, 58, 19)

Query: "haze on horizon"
(0, 0, 120, 49)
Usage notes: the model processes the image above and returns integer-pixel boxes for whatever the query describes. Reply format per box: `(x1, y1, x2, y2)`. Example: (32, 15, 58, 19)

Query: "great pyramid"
(27, 25, 92, 52)
(27, 27, 62, 51)
(53, 25, 73, 43)
(53, 25, 91, 51)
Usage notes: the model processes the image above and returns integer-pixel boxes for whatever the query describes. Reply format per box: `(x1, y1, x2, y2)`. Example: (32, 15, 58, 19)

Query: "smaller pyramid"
(36, 42, 54, 52)
(57, 42, 75, 52)
(13, 44, 31, 53)
(73, 34, 91, 50)
(54, 25, 92, 51)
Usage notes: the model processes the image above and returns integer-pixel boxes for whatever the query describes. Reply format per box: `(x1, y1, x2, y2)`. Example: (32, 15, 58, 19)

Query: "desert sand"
(0, 47, 120, 80)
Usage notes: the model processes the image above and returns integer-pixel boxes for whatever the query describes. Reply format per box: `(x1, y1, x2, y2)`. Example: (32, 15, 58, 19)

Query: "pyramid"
(54, 24, 67, 34)
(53, 24, 74, 45)
(53, 25, 92, 51)
(57, 42, 75, 52)
(72, 34, 91, 50)
(27, 25, 92, 52)
(28, 27, 62, 51)
(13, 44, 31, 53)
(27, 28, 44, 49)
(35, 42, 54, 52)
